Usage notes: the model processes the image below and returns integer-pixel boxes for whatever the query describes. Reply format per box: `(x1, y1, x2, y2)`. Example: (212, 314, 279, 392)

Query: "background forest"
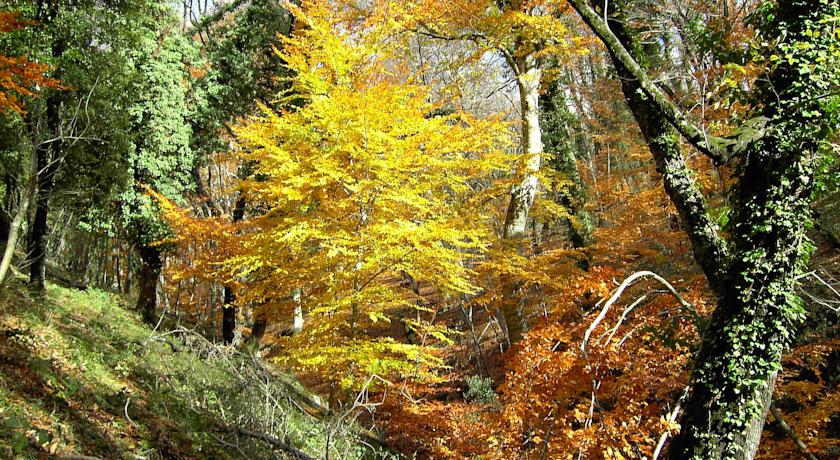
(1, 0, 839, 459)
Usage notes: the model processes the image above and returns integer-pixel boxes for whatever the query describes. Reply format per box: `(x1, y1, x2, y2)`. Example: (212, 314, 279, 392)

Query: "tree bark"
(667, 133, 813, 459)
(666, 1, 830, 456)
(222, 194, 246, 344)
(503, 59, 543, 240)
(222, 286, 236, 344)
(540, 77, 593, 248)
(28, 94, 61, 299)
(136, 245, 163, 324)
(499, 55, 543, 346)
(292, 288, 303, 335)
(243, 317, 268, 355)
(27, 4, 63, 299)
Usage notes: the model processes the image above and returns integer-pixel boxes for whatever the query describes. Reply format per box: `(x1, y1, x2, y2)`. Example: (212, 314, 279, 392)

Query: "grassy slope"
(0, 275, 389, 459)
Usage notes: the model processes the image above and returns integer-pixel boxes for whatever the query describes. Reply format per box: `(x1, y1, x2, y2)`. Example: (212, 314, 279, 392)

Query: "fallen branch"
(769, 401, 819, 460)
(220, 425, 316, 460)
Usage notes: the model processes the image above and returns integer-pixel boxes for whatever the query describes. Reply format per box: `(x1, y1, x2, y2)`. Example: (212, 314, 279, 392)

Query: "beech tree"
(160, 0, 513, 387)
(393, 0, 584, 345)
(568, 0, 840, 457)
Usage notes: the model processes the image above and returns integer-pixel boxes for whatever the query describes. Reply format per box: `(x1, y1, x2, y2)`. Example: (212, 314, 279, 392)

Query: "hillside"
(0, 274, 391, 459)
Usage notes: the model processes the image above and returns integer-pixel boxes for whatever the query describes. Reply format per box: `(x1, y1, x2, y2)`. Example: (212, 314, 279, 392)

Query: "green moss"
(0, 276, 393, 459)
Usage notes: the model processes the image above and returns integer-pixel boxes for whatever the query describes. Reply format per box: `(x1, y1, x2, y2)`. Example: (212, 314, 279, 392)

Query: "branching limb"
(566, 0, 765, 165)
(187, 0, 249, 33)
(797, 269, 840, 312)
(574, 0, 731, 292)
(410, 22, 521, 76)
(582, 271, 692, 358)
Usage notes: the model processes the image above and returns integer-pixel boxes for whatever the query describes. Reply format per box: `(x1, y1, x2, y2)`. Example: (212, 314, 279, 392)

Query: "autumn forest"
(1, 0, 839, 459)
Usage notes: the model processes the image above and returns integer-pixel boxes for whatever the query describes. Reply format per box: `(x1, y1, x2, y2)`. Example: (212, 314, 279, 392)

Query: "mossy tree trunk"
(568, 0, 839, 457)
(539, 76, 594, 249)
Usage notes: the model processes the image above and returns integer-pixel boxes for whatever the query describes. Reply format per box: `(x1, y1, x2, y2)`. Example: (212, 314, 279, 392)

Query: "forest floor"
(0, 273, 391, 460)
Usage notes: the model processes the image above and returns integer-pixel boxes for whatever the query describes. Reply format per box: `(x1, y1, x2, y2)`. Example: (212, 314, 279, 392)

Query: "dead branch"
(220, 425, 316, 460)
(769, 401, 819, 460)
(652, 386, 690, 460)
(582, 270, 691, 358)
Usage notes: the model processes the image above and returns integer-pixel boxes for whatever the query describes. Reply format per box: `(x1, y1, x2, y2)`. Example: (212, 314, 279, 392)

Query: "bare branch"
(566, 0, 765, 165)
(652, 386, 690, 460)
(219, 425, 316, 460)
(582, 270, 692, 358)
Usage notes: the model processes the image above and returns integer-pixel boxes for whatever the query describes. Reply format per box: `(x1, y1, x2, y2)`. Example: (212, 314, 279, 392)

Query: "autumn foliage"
(0, 11, 60, 113)
(151, 1, 840, 459)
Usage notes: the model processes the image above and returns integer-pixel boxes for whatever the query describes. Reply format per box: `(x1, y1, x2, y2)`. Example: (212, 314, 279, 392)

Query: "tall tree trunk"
(539, 77, 593, 249)
(292, 288, 304, 335)
(136, 245, 163, 324)
(498, 55, 543, 346)
(28, 7, 63, 299)
(28, 94, 61, 299)
(222, 194, 246, 344)
(567, 0, 833, 457)
(602, 13, 768, 460)
(667, 131, 813, 459)
(222, 285, 236, 344)
(0, 178, 10, 245)
(124, 249, 133, 294)
(503, 59, 543, 240)
(0, 169, 17, 244)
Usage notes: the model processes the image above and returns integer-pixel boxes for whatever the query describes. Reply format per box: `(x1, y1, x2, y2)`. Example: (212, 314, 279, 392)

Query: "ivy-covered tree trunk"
(137, 245, 162, 324)
(539, 77, 593, 248)
(668, 128, 815, 460)
(567, 0, 839, 457)
(668, 2, 833, 457)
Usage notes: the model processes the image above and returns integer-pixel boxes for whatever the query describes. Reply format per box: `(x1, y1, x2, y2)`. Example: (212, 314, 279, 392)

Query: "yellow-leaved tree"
(217, 0, 513, 389)
(381, 0, 590, 345)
